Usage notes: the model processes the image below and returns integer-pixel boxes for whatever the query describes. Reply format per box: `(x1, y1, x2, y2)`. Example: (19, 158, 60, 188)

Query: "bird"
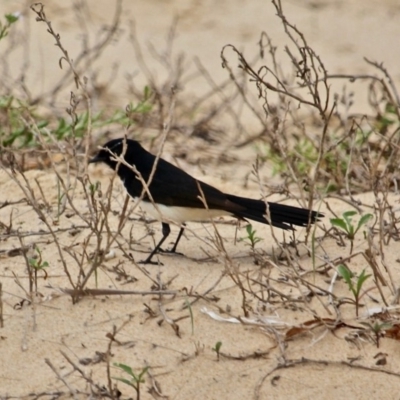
(89, 138, 323, 264)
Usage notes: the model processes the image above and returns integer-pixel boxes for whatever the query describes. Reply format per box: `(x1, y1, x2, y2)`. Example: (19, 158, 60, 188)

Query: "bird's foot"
(138, 256, 164, 266)
(159, 248, 184, 256)
(138, 247, 183, 265)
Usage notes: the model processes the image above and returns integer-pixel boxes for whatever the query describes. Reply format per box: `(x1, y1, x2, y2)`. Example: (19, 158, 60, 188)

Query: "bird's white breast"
(133, 198, 232, 224)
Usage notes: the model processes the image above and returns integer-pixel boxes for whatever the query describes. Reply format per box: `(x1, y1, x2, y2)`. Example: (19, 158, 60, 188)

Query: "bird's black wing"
(121, 151, 243, 212)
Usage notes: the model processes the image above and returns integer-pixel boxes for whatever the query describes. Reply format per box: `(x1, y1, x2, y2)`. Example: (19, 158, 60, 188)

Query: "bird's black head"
(89, 138, 137, 170)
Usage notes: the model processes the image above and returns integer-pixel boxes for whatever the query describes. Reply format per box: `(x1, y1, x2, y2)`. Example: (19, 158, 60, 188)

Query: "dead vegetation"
(1, 0, 400, 399)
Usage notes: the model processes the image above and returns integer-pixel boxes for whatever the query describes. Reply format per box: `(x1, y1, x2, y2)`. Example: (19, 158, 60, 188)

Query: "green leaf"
(28, 258, 38, 267)
(342, 211, 357, 218)
(137, 366, 149, 381)
(356, 269, 371, 294)
(330, 218, 348, 233)
(144, 85, 151, 100)
(373, 322, 392, 331)
(113, 377, 134, 387)
(343, 210, 357, 228)
(326, 183, 338, 193)
(114, 362, 134, 376)
(337, 264, 353, 284)
(356, 213, 373, 233)
(5, 14, 19, 24)
(246, 224, 254, 236)
(213, 341, 222, 352)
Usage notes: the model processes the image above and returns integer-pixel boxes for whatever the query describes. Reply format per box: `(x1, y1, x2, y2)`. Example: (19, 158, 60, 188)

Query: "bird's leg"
(170, 225, 185, 253)
(140, 222, 171, 265)
(159, 224, 185, 254)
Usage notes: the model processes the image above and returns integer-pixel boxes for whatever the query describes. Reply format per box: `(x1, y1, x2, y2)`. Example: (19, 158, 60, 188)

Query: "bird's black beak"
(88, 154, 102, 164)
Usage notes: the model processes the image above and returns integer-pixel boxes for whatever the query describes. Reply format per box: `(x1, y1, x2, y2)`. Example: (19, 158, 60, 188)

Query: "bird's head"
(89, 138, 133, 170)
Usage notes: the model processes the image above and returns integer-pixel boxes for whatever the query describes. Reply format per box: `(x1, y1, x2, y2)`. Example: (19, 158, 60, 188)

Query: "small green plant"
(360, 320, 392, 348)
(257, 143, 286, 176)
(338, 264, 371, 317)
(241, 224, 263, 250)
(89, 181, 101, 196)
(28, 245, 49, 292)
(0, 104, 129, 148)
(0, 96, 39, 147)
(113, 363, 149, 400)
(0, 13, 19, 41)
(293, 137, 318, 174)
(330, 211, 373, 253)
(212, 341, 222, 361)
(53, 109, 129, 141)
(125, 86, 153, 119)
(375, 102, 400, 134)
(0, 85, 152, 147)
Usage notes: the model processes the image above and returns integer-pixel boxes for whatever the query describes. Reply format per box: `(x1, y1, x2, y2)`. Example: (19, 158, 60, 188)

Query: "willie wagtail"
(89, 138, 323, 264)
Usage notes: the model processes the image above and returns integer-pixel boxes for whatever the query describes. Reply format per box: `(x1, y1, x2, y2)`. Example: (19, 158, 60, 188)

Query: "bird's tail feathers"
(226, 194, 322, 230)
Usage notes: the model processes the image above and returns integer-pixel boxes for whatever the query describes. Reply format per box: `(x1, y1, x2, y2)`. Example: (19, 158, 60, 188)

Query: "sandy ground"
(2, 165, 400, 399)
(2, 0, 400, 399)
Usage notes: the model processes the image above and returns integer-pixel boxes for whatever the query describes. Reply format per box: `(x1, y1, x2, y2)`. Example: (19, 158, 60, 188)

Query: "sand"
(1, 0, 400, 399)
